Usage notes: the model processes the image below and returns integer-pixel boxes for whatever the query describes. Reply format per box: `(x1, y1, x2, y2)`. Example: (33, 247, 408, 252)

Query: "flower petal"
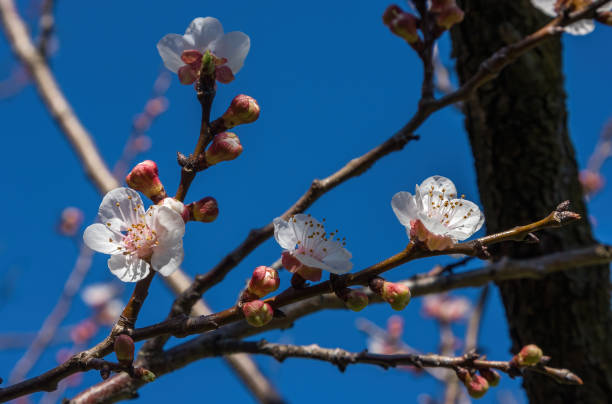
(321, 245, 353, 274)
(148, 206, 185, 246)
(98, 188, 143, 228)
(151, 240, 183, 276)
(210, 31, 250, 74)
(185, 17, 223, 50)
(83, 223, 122, 254)
(531, 0, 556, 16)
(294, 253, 335, 272)
(444, 199, 485, 240)
(157, 34, 194, 73)
(564, 19, 595, 36)
(391, 191, 419, 228)
(108, 254, 150, 282)
(273, 217, 298, 250)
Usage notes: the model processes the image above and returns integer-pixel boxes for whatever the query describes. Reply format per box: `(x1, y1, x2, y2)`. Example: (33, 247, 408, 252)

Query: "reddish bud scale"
(389, 13, 419, 44)
(205, 132, 243, 165)
(247, 266, 280, 297)
(114, 334, 135, 365)
(465, 374, 489, 399)
(435, 5, 464, 30)
(381, 281, 411, 311)
(479, 368, 500, 387)
(242, 300, 274, 327)
(126, 160, 166, 203)
(188, 196, 219, 222)
(382, 5, 402, 26)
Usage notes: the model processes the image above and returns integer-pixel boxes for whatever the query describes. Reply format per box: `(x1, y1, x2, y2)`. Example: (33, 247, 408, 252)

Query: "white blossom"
(81, 283, 121, 308)
(273, 214, 352, 281)
(83, 188, 185, 282)
(531, 0, 612, 35)
(157, 17, 250, 83)
(392, 176, 484, 248)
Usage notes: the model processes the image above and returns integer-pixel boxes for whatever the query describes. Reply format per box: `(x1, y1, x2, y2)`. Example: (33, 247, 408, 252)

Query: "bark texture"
(450, 1, 612, 403)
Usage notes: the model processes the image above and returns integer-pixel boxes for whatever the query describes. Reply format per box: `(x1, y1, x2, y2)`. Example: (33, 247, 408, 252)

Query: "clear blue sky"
(1, 1, 610, 403)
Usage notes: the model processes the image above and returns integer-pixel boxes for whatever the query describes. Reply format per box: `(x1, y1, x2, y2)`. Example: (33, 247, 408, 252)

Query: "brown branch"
(0, 211, 601, 402)
(66, 244, 610, 403)
(0, 0, 119, 194)
(166, 0, 606, 324)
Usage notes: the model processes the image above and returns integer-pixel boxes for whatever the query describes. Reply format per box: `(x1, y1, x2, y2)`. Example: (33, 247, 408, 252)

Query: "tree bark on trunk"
(450, 1, 612, 403)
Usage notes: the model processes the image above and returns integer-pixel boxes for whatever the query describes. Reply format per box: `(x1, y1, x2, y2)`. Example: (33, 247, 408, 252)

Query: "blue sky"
(1, 1, 610, 403)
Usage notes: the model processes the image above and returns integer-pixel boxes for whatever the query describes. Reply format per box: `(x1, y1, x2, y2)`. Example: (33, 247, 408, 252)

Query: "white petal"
(444, 199, 485, 240)
(321, 246, 353, 274)
(149, 206, 186, 246)
(391, 191, 418, 228)
(418, 214, 452, 237)
(151, 240, 183, 276)
(108, 254, 150, 282)
(531, 0, 556, 16)
(157, 34, 194, 73)
(98, 188, 143, 228)
(83, 223, 122, 254)
(185, 17, 224, 50)
(294, 253, 334, 272)
(273, 217, 298, 250)
(210, 31, 250, 74)
(419, 176, 457, 199)
(601, 1, 612, 11)
(161, 198, 185, 216)
(564, 19, 595, 35)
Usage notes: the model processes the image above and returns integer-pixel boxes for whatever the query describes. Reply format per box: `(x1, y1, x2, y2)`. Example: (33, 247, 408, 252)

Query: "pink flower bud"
(70, 319, 98, 344)
(247, 266, 280, 297)
(479, 368, 501, 387)
(389, 13, 419, 44)
(242, 300, 274, 327)
(188, 196, 219, 222)
(515, 344, 543, 366)
(58, 206, 84, 236)
(161, 197, 189, 222)
(114, 334, 135, 365)
(382, 5, 403, 26)
(434, 5, 464, 30)
(145, 96, 168, 117)
(126, 160, 166, 203)
(220, 95, 260, 129)
(579, 169, 604, 196)
(344, 289, 369, 312)
(205, 132, 243, 165)
(387, 315, 404, 339)
(465, 374, 489, 399)
(381, 282, 411, 311)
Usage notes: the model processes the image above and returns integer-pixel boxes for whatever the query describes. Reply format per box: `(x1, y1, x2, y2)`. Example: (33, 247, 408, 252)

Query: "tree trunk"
(450, 1, 612, 403)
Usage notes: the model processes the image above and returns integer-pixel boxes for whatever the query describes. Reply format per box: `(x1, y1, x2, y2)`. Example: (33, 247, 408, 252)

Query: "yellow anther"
(115, 202, 120, 207)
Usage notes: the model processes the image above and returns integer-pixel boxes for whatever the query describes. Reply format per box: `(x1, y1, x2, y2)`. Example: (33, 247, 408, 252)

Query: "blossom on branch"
(530, 0, 612, 35)
(157, 17, 250, 84)
(273, 214, 352, 282)
(83, 188, 185, 282)
(391, 176, 484, 250)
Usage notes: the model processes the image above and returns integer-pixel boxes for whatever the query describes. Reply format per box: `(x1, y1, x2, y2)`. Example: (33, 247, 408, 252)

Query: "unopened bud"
(242, 300, 274, 327)
(515, 344, 543, 366)
(58, 207, 84, 236)
(435, 5, 464, 29)
(136, 368, 156, 382)
(126, 160, 166, 203)
(205, 132, 243, 165)
(188, 196, 219, 222)
(479, 368, 501, 387)
(381, 282, 411, 311)
(465, 374, 489, 399)
(382, 5, 402, 26)
(389, 13, 419, 44)
(247, 266, 280, 297)
(219, 94, 260, 129)
(114, 334, 135, 365)
(430, 0, 455, 13)
(161, 197, 189, 222)
(343, 289, 369, 312)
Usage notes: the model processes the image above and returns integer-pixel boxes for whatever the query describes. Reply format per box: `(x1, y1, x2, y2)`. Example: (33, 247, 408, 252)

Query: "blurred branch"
(7, 245, 93, 385)
(464, 286, 489, 353)
(0, 327, 72, 350)
(37, 0, 56, 60)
